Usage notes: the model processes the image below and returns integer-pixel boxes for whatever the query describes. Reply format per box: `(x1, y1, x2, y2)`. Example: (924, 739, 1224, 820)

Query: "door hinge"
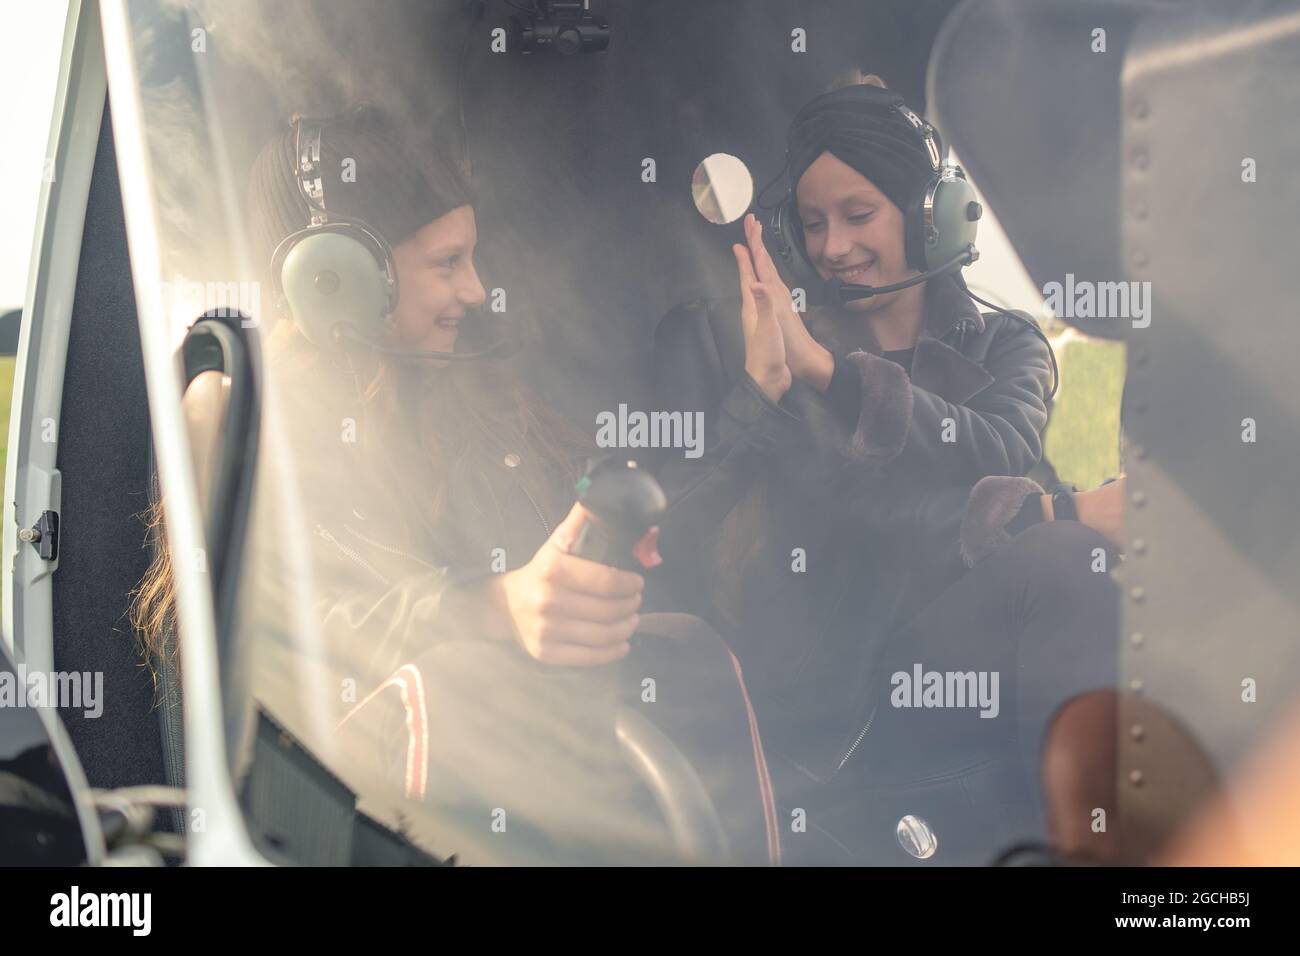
(18, 510, 59, 561)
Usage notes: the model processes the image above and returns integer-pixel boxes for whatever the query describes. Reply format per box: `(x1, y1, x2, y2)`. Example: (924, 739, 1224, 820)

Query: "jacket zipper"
(316, 523, 392, 586)
(342, 522, 439, 571)
(516, 478, 552, 537)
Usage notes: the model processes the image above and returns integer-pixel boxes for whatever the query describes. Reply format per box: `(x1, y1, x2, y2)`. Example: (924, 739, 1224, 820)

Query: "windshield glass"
(113, 0, 1291, 867)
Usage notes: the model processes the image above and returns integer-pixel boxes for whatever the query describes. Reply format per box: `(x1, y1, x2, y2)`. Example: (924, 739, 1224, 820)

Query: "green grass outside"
(1043, 335, 1126, 491)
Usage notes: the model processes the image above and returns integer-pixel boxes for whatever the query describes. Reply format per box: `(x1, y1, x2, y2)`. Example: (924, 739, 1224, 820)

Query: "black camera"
(509, 0, 610, 55)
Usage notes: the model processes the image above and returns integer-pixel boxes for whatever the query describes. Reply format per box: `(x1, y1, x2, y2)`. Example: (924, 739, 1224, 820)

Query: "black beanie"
(246, 104, 473, 271)
(786, 84, 938, 215)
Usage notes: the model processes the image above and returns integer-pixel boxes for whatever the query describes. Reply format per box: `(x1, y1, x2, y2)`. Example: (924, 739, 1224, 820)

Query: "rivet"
(1130, 632, 1145, 647)
(1132, 491, 1147, 507)
(1133, 250, 1150, 269)
(1130, 724, 1145, 741)
(503, 453, 521, 468)
(1132, 538, 1147, 555)
(1130, 678, 1145, 694)
(1130, 586, 1146, 603)
(1131, 99, 1149, 120)
(1129, 769, 1144, 786)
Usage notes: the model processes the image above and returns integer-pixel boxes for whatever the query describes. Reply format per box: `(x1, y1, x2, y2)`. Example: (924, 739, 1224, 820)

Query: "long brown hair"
(130, 318, 590, 671)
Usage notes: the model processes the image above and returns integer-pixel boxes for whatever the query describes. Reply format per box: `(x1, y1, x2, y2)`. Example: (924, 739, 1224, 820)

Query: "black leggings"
(813, 519, 1120, 864)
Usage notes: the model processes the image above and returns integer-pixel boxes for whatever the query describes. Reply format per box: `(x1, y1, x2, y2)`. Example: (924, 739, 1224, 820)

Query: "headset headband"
(271, 114, 401, 328)
(893, 103, 942, 171)
(293, 116, 330, 225)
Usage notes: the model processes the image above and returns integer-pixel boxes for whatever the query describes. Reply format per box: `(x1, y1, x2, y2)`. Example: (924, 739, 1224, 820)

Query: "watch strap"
(1051, 483, 1079, 522)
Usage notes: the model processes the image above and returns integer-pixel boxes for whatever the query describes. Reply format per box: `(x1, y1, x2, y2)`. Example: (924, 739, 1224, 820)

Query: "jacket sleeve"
(829, 471, 1046, 574)
(792, 317, 1051, 567)
(310, 552, 493, 683)
(647, 372, 803, 613)
(262, 454, 500, 684)
(836, 317, 1052, 484)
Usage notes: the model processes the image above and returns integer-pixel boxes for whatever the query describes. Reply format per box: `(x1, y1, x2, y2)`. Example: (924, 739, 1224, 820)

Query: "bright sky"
(0, 0, 71, 311)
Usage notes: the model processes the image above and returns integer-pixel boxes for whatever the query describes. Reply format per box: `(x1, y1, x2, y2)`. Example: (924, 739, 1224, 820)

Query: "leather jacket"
(649, 275, 1052, 778)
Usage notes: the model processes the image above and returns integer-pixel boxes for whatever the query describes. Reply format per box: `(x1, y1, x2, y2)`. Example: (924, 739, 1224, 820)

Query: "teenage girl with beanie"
(654, 76, 1127, 863)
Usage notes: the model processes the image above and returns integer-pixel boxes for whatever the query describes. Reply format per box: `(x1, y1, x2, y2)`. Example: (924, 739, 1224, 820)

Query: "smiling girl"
(654, 76, 1125, 863)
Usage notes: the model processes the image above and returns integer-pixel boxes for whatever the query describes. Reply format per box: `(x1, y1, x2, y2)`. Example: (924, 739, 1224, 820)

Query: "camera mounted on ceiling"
(508, 0, 610, 55)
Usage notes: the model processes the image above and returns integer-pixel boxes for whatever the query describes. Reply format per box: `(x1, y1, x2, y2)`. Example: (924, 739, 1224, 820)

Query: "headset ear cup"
(922, 173, 981, 272)
(904, 184, 930, 273)
(276, 229, 393, 351)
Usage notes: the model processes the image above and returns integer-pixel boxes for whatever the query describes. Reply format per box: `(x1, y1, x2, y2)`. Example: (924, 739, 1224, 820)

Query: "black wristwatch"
(1050, 483, 1079, 522)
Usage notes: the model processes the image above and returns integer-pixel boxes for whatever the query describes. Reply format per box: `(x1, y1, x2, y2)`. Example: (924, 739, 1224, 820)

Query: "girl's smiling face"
(389, 204, 487, 352)
(796, 151, 914, 314)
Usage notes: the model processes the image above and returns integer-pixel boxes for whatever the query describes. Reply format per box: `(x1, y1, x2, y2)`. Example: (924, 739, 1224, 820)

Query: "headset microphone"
(830, 244, 977, 305)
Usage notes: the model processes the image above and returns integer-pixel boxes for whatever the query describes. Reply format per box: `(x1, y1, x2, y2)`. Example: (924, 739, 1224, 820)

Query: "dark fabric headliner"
(52, 100, 165, 793)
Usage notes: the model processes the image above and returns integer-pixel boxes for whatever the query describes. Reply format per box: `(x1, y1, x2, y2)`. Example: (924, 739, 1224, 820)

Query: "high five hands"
(734, 212, 834, 401)
(734, 213, 1129, 550)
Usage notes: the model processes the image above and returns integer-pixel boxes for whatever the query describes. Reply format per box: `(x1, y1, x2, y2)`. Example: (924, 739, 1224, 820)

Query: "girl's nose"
(822, 222, 855, 262)
(461, 264, 487, 307)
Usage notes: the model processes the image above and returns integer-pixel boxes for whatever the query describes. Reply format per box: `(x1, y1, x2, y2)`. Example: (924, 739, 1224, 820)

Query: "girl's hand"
(1073, 476, 1127, 551)
(492, 502, 644, 666)
(742, 213, 834, 392)
(735, 236, 792, 402)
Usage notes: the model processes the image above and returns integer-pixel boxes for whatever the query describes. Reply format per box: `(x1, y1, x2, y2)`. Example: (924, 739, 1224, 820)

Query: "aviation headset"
(761, 83, 983, 297)
(269, 114, 503, 362)
(759, 83, 1058, 396)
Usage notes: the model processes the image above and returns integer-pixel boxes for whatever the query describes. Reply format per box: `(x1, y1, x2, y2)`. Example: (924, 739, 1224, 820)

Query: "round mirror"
(691, 153, 754, 225)
(896, 813, 939, 860)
